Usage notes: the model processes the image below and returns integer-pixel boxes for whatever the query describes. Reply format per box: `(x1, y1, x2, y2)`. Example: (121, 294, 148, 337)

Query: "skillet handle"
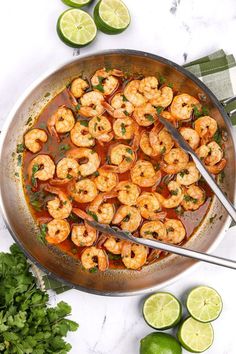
(222, 95, 236, 119)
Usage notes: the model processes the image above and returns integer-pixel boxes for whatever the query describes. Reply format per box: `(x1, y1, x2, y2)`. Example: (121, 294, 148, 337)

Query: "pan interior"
(0, 50, 235, 295)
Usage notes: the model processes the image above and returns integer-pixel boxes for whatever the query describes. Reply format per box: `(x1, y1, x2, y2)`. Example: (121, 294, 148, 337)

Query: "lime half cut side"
(187, 286, 223, 323)
(62, 0, 93, 7)
(57, 9, 97, 47)
(94, 0, 131, 34)
(143, 292, 182, 330)
(178, 317, 214, 353)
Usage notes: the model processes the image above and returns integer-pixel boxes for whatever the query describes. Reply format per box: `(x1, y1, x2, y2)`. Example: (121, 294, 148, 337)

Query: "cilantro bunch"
(0, 244, 78, 353)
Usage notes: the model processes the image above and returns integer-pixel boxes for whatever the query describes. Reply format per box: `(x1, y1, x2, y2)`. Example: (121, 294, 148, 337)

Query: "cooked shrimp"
(194, 116, 217, 143)
(68, 178, 98, 203)
(133, 103, 157, 126)
(24, 129, 48, 153)
(150, 86, 173, 108)
(196, 143, 226, 174)
(56, 157, 80, 181)
(196, 141, 223, 165)
(79, 91, 104, 117)
(156, 181, 183, 208)
(71, 223, 97, 247)
(88, 116, 113, 143)
(179, 127, 200, 150)
(181, 185, 205, 211)
(176, 162, 201, 186)
(81, 246, 108, 271)
(204, 141, 223, 166)
(207, 159, 227, 174)
(44, 185, 72, 219)
(91, 68, 123, 95)
(93, 167, 118, 192)
(28, 155, 55, 182)
(112, 205, 142, 232)
(137, 192, 166, 220)
(164, 219, 186, 244)
(170, 93, 200, 120)
(123, 80, 147, 107)
(161, 148, 189, 174)
(131, 160, 161, 187)
(113, 117, 136, 140)
(121, 242, 148, 270)
(70, 77, 89, 98)
(47, 106, 75, 141)
(149, 127, 174, 155)
(115, 181, 141, 206)
(46, 219, 70, 244)
(104, 237, 124, 255)
(139, 76, 159, 100)
(70, 121, 95, 147)
(88, 193, 116, 224)
(103, 93, 134, 118)
(140, 220, 166, 241)
(109, 144, 136, 173)
(67, 148, 100, 177)
(139, 131, 157, 157)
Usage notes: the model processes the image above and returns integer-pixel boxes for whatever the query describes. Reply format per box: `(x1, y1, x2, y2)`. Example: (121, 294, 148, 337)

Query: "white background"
(1, 1, 236, 353)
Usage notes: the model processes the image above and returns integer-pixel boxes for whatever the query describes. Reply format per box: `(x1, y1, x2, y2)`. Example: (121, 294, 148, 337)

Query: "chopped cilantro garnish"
(146, 114, 154, 122)
(17, 143, 25, 153)
(126, 148, 133, 155)
(17, 154, 22, 166)
(87, 210, 98, 222)
(93, 76, 104, 92)
(213, 130, 222, 146)
(156, 106, 163, 115)
(80, 120, 89, 127)
(59, 144, 71, 151)
(31, 163, 39, 186)
(170, 189, 178, 196)
(121, 122, 126, 135)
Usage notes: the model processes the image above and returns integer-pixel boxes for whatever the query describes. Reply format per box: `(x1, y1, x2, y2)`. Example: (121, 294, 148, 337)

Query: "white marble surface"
(1, 0, 236, 353)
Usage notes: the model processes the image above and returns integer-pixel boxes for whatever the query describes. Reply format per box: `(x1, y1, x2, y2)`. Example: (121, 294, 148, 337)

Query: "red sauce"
(22, 83, 214, 270)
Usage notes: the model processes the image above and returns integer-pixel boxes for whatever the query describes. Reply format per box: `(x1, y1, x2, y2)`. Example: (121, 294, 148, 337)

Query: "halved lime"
(94, 0, 131, 35)
(186, 286, 223, 323)
(143, 292, 182, 330)
(140, 332, 182, 354)
(62, 0, 93, 8)
(57, 9, 97, 47)
(178, 317, 214, 353)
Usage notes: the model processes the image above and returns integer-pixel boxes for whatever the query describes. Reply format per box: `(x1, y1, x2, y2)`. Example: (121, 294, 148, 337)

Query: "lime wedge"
(178, 317, 214, 353)
(57, 9, 97, 47)
(94, 0, 131, 35)
(186, 286, 223, 323)
(143, 292, 182, 330)
(62, 0, 93, 7)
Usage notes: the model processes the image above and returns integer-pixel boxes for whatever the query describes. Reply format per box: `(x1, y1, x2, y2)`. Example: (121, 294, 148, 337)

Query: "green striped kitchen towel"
(184, 49, 236, 125)
(38, 49, 236, 294)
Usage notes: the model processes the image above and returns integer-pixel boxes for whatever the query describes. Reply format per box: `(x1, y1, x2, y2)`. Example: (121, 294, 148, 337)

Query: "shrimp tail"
(72, 208, 93, 221)
(102, 101, 115, 117)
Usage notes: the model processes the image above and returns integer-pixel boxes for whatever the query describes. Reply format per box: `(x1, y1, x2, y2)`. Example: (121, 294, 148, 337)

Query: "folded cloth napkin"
(36, 49, 236, 295)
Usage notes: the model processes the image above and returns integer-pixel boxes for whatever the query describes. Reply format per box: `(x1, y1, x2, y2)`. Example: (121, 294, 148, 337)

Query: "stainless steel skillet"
(0, 49, 236, 296)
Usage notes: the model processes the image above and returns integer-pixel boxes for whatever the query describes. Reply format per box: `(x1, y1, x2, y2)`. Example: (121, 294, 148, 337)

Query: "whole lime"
(140, 332, 182, 354)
